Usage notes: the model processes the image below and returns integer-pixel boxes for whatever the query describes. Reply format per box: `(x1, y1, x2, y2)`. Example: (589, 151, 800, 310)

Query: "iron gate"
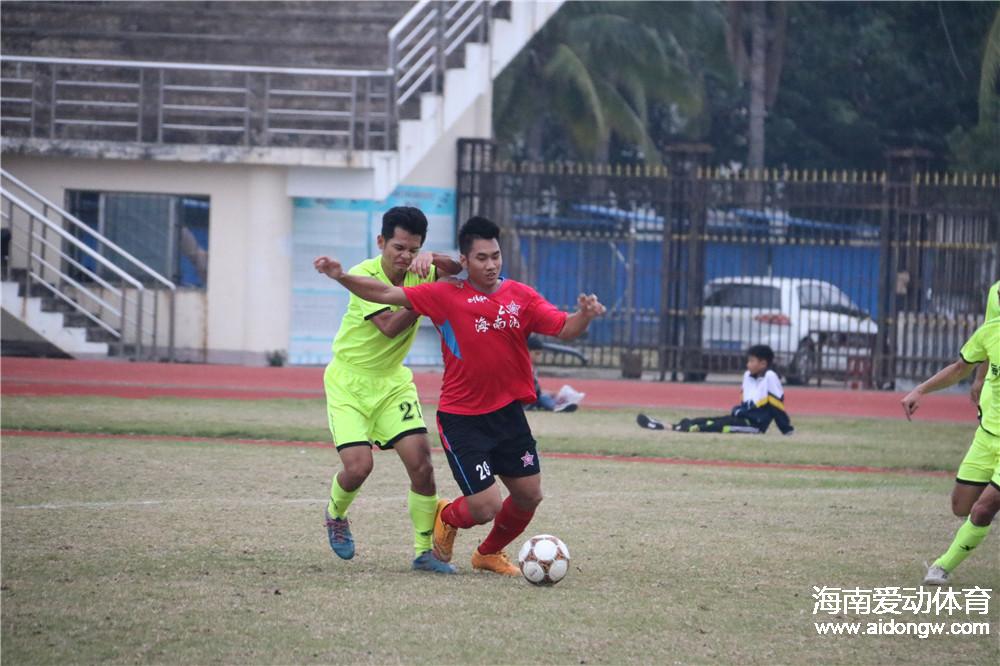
(456, 139, 999, 387)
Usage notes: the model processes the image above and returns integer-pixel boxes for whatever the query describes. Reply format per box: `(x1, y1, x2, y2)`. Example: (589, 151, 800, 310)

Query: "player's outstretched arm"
(408, 251, 462, 279)
(970, 362, 988, 404)
(313, 256, 412, 307)
(557, 293, 607, 341)
(900, 359, 975, 421)
(369, 308, 420, 339)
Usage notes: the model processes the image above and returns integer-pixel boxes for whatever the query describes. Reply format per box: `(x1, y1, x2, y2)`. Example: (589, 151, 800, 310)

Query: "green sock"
(934, 518, 991, 572)
(327, 474, 359, 519)
(408, 490, 438, 556)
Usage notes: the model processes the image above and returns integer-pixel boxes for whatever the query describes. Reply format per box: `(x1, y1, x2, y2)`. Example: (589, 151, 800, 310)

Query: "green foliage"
(948, 8, 1000, 172)
(735, 1, 998, 170)
(948, 123, 1000, 172)
(496, 1, 997, 171)
(493, 1, 727, 163)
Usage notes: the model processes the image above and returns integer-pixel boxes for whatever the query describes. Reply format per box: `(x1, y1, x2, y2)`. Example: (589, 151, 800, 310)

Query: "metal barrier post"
(168, 288, 176, 362)
(135, 288, 144, 360)
(434, 1, 446, 95)
(22, 212, 34, 318)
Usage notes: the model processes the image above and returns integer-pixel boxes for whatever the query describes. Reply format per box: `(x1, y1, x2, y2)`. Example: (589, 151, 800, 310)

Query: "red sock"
(477, 496, 535, 555)
(441, 496, 477, 529)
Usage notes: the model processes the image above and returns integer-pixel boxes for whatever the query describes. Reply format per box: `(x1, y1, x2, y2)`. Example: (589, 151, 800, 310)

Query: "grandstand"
(0, 0, 563, 364)
(2, 1, 412, 68)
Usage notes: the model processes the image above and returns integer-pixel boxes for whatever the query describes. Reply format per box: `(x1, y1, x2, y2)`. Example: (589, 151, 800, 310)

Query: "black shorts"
(436, 401, 540, 496)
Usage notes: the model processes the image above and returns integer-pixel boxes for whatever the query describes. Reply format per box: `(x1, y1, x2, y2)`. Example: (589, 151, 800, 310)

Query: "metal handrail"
(3, 192, 135, 353)
(2, 169, 174, 290)
(28, 257, 123, 337)
(2, 191, 144, 289)
(0, 55, 389, 78)
(27, 268, 122, 338)
(2, 2, 502, 151)
(0, 55, 394, 151)
(388, 0, 496, 119)
(26, 230, 127, 306)
(388, 2, 434, 40)
(1, 174, 177, 360)
(9, 232, 124, 320)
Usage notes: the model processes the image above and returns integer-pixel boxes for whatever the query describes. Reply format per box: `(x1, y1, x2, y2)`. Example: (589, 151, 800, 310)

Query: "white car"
(701, 277, 878, 384)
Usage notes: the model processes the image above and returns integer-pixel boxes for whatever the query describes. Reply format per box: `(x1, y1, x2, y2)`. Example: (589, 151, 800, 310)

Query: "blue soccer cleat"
(412, 550, 457, 574)
(325, 509, 355, 560)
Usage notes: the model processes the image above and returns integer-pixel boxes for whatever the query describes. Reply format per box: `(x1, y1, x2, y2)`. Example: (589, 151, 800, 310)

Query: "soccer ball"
(517, 534, 570, 586)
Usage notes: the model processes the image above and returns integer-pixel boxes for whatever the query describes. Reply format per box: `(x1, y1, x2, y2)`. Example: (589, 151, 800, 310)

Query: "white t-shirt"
(741, 369, 785, 408)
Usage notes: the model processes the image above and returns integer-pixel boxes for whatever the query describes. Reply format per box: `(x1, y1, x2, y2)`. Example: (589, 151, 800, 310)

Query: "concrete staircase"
(1, 274, 110, 357)
(0, 168, 177, 361)
(378, 0, 564, 196)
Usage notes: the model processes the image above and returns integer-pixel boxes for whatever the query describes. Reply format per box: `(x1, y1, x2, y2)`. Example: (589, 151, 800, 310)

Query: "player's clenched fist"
(577, 293, 606, 318)
(314, 256, 344, 280)
(900, 390, 921, 421)
(408, 251, 434, 278)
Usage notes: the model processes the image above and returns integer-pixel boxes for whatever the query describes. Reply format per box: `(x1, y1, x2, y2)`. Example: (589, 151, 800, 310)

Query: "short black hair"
(747, 344, 775, 366)
(458, 216, 500, 255)
(381, 206, 428, 243)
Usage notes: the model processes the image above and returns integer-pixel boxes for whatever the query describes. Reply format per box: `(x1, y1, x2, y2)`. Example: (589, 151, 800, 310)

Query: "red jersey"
(403, 279, 568, 415)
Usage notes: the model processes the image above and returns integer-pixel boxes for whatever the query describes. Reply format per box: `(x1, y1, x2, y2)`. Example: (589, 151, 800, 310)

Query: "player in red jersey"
(314, 216, 605, 575)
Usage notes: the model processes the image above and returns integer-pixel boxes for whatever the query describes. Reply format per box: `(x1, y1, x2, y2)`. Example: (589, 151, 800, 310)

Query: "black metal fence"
(457, 139, 999, 387)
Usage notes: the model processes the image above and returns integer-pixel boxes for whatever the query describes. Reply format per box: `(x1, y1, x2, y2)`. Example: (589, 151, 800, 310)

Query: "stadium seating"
(2, 1, 413, 68)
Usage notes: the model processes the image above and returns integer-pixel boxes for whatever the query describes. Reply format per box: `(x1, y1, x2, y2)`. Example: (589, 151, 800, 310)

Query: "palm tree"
(947, 6, 1000, 171)
(493, 1, 727, 164)
(979, 7, 1000, 129)
(724, 1, 787, 169)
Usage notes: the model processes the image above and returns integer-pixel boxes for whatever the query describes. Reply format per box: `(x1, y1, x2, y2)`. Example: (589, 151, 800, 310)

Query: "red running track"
(0, 357, 976, 423)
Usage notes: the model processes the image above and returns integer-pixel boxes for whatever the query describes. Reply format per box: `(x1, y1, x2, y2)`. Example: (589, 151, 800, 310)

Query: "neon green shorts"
(956, 427, 1000, 487)
(323, 361, 427, 451)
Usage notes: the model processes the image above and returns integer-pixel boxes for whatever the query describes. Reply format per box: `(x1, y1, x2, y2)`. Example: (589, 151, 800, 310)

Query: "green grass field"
(2, 396, 998, 664)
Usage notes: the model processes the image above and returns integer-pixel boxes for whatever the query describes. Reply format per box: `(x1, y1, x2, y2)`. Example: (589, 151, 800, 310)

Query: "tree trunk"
(748, 1, 767, 170)
(595, 137, 611, 164)
(526, 117, 545, 161)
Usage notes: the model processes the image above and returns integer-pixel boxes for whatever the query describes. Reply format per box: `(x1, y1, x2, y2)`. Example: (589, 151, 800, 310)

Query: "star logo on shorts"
(521, 451, 535, 467)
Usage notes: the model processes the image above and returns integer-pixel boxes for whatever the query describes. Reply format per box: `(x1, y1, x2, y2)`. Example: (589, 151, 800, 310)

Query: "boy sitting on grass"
(637, 344, 795, 435)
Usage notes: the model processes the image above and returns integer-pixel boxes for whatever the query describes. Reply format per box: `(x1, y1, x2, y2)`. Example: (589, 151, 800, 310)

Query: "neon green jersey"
(961, 318, 1000, 436)
(331, 256, 436, 371)
(979, 281, 999, 414)
(987, 281, 999, 322)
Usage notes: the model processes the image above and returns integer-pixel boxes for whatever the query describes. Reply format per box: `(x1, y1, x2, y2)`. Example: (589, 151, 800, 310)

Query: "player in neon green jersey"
(901, 313, 999, 586)
(970, 281, 999, 407)
(322, 206, 461, 574)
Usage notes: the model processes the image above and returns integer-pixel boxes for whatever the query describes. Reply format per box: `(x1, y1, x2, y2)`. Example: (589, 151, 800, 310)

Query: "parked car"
(700, 277, 877, 384)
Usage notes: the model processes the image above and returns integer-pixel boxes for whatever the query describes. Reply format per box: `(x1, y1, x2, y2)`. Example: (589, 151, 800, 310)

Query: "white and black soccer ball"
(517, 534, 570, 586)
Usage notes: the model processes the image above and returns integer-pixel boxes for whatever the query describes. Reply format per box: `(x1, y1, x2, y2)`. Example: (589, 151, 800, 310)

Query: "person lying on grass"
(637, 344, 794, 435)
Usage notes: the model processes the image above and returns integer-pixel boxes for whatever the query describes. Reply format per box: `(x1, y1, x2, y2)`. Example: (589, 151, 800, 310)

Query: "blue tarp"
(512, 207, 882, 346)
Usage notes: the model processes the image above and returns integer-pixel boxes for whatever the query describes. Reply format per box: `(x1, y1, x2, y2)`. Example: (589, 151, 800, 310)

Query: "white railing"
(0, 169, 177, 360)
(388, 0, 494, 108)
(0, 1, 502, 151)
(0, 56, 393, 151)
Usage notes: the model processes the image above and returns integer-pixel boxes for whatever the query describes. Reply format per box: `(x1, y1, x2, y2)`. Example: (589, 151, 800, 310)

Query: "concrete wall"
(2, 155, 292, 364)
(401, 87, 493, 190)
(287, 184, 456, 367)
